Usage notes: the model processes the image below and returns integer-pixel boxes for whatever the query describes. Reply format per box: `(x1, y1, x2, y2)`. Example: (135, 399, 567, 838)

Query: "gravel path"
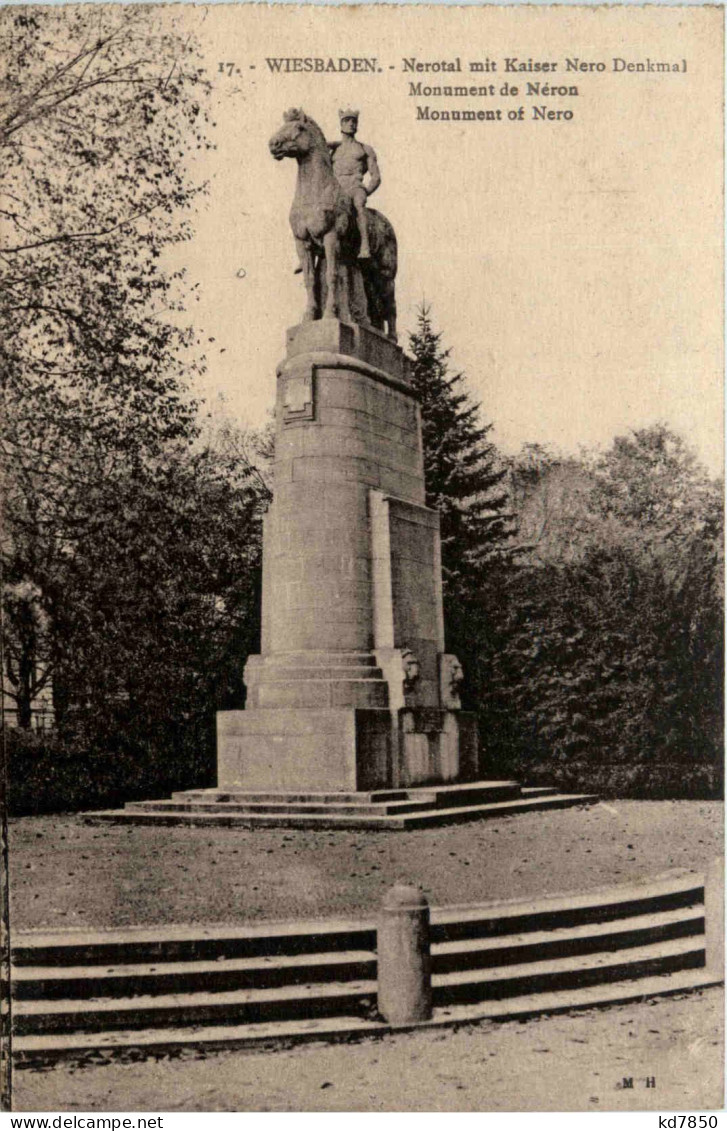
(8, 801, 722, 931)
(13, 988, 723, 1112)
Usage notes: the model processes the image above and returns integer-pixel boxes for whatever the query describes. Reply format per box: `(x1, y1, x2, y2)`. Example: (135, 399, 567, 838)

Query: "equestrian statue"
(268, 108, 398, 341)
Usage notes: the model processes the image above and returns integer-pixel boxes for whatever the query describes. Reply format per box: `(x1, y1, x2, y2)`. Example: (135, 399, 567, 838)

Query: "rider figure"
(329, 109, 381, 260)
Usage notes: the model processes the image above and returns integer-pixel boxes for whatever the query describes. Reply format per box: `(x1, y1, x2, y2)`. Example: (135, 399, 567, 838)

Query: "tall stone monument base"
(216, 319, 481, 794)
(218, 706, 479, 793)
(85, 317, 599, 828)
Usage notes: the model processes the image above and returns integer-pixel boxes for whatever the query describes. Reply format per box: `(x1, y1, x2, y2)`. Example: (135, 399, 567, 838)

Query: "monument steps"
(122, 780, 526, 817)
(125, 799, 440, 817)
(377, 793, 599, 829)
(171, 788, 418, 803)
(168, 780, 534, 807)
(11, 871, 718, 1062)
(83, 781, 598, 830)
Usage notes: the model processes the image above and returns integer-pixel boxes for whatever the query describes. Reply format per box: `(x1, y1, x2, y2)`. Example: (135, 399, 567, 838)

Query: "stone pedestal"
(217, 320, 478, 792)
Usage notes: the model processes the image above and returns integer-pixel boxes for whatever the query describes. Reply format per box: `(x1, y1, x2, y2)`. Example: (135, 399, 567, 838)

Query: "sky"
(167, 4, 723, 473)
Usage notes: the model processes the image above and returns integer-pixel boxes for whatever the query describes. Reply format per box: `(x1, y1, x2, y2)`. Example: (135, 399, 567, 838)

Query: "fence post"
(705, 856, 724, 977)
(377, 882, 433, 1025)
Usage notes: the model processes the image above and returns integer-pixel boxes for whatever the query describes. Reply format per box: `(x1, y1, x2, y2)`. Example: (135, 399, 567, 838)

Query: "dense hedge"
(472, 436, 723, 801)
(4, 723, 216, 817)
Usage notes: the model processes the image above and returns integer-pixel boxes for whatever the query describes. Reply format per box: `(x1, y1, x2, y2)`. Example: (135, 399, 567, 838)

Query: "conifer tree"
(408, 307, 514, 689)
(409, 306, 513, 598)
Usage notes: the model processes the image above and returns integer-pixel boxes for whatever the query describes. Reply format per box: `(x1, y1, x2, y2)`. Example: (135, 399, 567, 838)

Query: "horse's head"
(269, 109, 328, 162)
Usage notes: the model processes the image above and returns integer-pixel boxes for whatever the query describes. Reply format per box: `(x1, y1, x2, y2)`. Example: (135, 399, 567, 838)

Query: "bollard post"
(377, 882, 433, 1025)
(705, 856, 724, 978)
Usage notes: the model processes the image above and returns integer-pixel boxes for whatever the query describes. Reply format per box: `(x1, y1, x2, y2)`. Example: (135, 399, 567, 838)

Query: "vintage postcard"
(1, 1, 723, 1115)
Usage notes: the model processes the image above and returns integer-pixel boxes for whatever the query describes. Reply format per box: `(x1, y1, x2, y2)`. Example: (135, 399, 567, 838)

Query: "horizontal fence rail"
(9, 865, 723, 1064)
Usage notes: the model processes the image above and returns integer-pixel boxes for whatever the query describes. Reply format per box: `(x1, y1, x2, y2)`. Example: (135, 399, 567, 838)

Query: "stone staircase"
(10, 870, 720, 1065)
(82, 780, 598, 830)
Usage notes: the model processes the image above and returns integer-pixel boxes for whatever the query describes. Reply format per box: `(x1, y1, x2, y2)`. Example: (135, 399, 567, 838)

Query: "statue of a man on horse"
(269, 108, 398, 340)
(330, 108, 380, 261)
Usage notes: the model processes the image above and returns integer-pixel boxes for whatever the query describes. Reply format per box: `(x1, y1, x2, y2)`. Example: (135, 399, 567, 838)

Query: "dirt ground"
(12, 988, 723, 1112)
(8, 801, 723, 930)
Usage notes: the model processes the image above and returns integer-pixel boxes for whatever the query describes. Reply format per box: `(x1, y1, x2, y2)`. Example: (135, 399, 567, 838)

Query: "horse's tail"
(368, 208, 398, 280)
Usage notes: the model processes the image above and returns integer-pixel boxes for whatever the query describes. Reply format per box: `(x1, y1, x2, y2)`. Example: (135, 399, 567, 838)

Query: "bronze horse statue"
(269, 109, 398, 340)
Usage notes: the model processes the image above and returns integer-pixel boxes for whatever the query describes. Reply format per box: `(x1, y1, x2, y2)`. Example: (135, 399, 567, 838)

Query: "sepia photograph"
(0, 1, 723, 1114)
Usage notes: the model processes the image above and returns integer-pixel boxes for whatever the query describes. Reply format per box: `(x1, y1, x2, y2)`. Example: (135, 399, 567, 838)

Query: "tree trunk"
(15, 653, 34, 729)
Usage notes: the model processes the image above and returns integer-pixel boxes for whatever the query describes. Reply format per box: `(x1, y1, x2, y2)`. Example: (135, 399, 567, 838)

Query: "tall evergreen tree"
(409, 307, 513, 596)
(408, 307, 514, 694)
